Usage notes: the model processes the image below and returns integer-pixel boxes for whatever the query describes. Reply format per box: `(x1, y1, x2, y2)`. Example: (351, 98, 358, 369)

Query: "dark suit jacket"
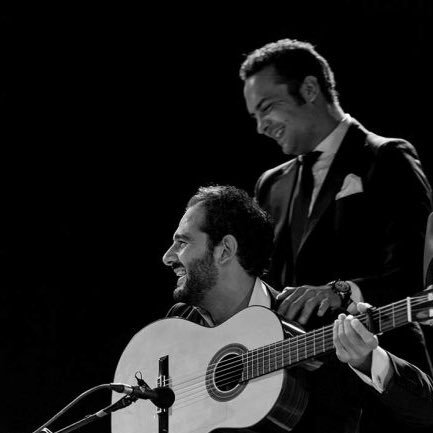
(357, 351, 433, 430)
(256, 120, 431, 348)
(166, 284, 362, 433)
(424, 212, 433, 287)
(256, 119, 431, 302)
(256, 119, 433, 432)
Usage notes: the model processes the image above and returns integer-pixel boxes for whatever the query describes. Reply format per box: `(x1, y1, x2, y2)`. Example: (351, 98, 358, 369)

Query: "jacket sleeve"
(363, 351, 433, 427)
(352, 140, 432, 305)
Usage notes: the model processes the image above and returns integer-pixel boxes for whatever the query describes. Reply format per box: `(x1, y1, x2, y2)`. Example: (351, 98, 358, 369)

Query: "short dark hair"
(187, 185, 274, 277)
(239, 38, 338, 104)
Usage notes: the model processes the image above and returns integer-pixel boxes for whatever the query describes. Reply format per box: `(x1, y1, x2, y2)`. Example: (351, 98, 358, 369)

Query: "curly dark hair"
(239, 38, 338, 104)
(187, 185, 274, 277)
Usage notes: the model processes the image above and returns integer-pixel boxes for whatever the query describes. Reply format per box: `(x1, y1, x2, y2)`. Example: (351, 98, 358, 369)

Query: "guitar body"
(112, 306, 308, 433)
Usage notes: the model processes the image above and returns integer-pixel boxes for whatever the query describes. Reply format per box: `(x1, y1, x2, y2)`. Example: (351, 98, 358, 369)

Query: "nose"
(162, 244, 176, 267)
(256, 116, 270, 136)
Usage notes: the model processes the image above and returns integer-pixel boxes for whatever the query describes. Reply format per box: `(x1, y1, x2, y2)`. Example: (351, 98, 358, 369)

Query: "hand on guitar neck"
(333, 302, 379, 375)
(333, 298, 433, 392)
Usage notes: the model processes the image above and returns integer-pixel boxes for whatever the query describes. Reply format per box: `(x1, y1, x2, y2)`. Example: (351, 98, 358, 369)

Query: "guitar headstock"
(412, 286, 433, 325)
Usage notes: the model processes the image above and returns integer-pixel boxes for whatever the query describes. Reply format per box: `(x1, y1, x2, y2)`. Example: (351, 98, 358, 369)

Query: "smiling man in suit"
(240, 38, 432, 433)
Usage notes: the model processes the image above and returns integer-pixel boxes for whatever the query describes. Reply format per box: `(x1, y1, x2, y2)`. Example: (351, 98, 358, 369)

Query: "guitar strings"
(164, 298, 427, 404)
(153, 298, 429, 408)
(172, 309, 417, 410)
(167, 299, 427, 405)
(166, 298, 426, 390)
(171, 302, 429, 410)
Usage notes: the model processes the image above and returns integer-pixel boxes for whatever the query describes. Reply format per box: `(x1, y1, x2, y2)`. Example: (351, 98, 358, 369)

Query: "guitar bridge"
(157, 355, 169, 433)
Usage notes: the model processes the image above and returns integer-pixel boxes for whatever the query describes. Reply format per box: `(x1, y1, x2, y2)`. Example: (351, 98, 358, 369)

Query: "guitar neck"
(242, 292, 433, 381)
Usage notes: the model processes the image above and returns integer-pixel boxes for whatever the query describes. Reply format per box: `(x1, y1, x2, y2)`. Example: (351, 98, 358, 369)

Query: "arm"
(276, 279, 361, 325)
(333, 302, 433, 426)
(278, 141, 432, 323)
(351, 140, 432, 305)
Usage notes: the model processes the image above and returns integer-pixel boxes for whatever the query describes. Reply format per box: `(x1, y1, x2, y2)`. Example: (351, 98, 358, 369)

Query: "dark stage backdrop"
(1, 3, 432, 432)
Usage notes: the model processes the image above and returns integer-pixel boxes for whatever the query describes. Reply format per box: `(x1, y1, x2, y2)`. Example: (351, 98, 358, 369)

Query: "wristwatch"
(327, 279, 352, 310)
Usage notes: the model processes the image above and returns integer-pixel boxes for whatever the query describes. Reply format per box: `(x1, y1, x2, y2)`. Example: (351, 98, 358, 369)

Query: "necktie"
(290, 151, 321, 256)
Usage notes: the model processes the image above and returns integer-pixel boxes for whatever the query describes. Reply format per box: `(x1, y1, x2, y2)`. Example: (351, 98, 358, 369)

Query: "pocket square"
(336, 173, 363, 199)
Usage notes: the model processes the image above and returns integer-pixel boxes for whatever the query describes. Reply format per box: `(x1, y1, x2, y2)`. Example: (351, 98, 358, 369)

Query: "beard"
(173, 249, 218, 306)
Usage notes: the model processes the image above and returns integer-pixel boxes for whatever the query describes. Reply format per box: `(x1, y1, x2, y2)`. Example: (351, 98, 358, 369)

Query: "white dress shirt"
(290, 114, 363, 305)
(196, 278, 271, 327)
(308, 114, 351, 216)
(349, 346, 392, 393)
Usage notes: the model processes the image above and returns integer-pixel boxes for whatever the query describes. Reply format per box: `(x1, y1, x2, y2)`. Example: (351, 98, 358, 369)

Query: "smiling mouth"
(176, 275, 187, 286)
(173, 266, 187, 286)
(273, 126, 285, 141)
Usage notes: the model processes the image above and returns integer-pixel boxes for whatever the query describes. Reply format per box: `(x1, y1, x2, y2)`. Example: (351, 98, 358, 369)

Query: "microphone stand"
(49, 395, 137, 433)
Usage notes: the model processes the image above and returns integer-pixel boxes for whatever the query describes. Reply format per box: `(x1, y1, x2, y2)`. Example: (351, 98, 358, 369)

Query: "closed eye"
(261, 103, 273, 114)
(174, 239, 188, 250)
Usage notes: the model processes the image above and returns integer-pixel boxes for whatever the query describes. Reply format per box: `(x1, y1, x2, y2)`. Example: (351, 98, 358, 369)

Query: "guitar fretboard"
(241, 293, 432, 381)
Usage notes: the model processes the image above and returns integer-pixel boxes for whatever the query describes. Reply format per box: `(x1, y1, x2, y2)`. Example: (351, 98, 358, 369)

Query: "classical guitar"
(112, 291, 433, 433)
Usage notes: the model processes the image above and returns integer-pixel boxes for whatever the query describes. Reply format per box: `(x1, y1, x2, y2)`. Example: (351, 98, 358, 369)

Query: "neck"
(309, 103, 345, 150)
(328, 101, 345, 120)
(201, 272, 256, 325)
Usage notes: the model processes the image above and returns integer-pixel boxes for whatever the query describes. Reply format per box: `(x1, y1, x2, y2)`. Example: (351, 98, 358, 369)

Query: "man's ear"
(215, 234, 238, 265)
(300, 75, 319, 103)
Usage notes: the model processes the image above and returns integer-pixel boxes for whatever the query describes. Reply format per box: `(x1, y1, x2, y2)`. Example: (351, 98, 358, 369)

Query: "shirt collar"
(248, 277, 271, 308)
(314, 113, 351, 157)
(196, 277, 271, 327)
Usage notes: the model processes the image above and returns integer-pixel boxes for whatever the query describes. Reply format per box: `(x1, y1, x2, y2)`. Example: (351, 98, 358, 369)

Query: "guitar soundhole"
(214, 354, 243, 391)
(206, 343, 247, 402)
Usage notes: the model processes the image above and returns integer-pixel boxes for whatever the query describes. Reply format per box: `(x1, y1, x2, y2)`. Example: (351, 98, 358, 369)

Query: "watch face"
(335, 281, 350, 293)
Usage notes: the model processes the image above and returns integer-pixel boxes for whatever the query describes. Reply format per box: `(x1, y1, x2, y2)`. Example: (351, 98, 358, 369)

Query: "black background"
(1, 3, 433, 432)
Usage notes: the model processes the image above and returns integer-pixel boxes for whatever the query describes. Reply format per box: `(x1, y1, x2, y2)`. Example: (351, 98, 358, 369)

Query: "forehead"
(243, 65, 288, 113)
(176, 203, 206, 238)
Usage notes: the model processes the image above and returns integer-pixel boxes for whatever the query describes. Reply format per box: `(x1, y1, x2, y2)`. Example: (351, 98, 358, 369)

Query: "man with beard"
(162, 185, 363, 432)
(163, 185, 275, 327)
(113, 185, 431, 432)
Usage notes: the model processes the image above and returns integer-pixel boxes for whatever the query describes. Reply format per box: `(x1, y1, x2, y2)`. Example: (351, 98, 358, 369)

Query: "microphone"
(110, 383, 175, 409)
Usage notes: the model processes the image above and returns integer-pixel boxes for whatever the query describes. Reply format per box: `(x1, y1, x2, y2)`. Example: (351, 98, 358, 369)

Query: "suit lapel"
(297, 123, 367, 255)
(268, 159, 298, 240)
(264, 159, 298, 287)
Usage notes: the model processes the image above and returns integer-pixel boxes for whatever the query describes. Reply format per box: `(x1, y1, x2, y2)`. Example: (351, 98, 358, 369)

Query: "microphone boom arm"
(50, 395, 137, 433)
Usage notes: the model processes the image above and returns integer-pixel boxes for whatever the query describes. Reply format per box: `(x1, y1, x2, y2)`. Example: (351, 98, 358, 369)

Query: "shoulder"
(344, 120, 427, 184)
(348, 119, 419, 160)
(255, 159, 296, 201)
(257, 159, 294, 184)
(364, 132, 428, 184)
(366, 133, 418, 160)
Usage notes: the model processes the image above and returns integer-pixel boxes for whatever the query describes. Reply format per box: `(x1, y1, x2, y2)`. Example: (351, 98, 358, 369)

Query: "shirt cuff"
(349, 346, 392, 393)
